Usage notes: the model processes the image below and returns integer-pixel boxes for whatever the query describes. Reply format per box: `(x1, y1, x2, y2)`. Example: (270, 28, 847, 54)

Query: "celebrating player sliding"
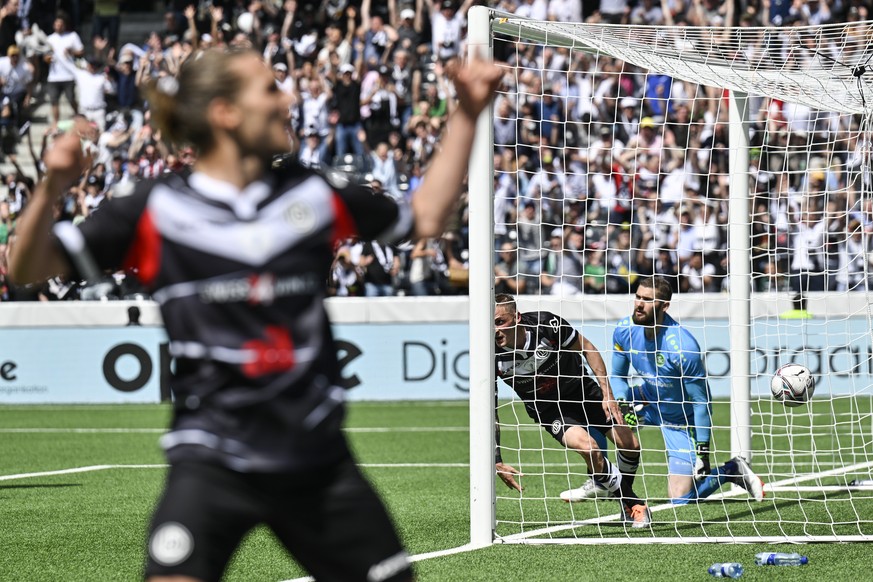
(493, 293, 651, 528)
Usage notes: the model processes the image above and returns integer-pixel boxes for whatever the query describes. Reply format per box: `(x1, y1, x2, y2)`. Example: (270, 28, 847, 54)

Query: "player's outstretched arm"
(410, 57, 503, 239)
(609, 328, 633, 400)
(496, 462, 523, 492)
(9, 133, 83, 284)
(577, 335, 625, 425)
(494, 401, 523, 491)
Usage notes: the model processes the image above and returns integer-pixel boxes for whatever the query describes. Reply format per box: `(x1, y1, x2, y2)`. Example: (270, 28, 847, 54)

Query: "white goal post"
(467, 7, 873, 546)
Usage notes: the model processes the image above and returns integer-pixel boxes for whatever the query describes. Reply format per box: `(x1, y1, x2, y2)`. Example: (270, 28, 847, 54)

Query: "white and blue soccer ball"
(770, 363, 815, 407)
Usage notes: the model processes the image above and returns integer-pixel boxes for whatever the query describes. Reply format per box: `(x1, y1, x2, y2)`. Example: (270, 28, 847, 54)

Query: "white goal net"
(467, 8, 873, 545)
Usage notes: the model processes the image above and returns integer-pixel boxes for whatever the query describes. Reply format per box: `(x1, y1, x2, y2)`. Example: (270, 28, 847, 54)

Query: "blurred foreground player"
(10, 49, 503, 582)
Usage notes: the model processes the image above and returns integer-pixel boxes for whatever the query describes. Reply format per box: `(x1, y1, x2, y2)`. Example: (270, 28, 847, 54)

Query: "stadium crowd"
(0, 0, 870, 301)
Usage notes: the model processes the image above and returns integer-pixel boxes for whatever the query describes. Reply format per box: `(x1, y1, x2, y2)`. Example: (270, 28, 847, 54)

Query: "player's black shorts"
(145, 456, 411, 582)
(527, 378, 612, 443)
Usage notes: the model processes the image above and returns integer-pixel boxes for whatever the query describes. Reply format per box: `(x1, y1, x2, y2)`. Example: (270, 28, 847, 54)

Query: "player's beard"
(633, 307, 657, 326)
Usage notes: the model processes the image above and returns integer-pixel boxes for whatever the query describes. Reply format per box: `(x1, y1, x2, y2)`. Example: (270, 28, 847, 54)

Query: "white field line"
(0, 426, 469, 433)
(279, 543, 487, 582)
(499, 459, 873, 544)
(0, 462, 474, 482)
(0, 464, 167, 481)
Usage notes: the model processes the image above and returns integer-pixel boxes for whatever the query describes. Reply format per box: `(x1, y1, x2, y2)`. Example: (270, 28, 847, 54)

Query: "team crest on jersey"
(551, 420, 562, 435)
(656, 353, 666, 367)
(535, 347, 549, 360)
(149, 522, 194, 567)
(284, 200, 318, 234)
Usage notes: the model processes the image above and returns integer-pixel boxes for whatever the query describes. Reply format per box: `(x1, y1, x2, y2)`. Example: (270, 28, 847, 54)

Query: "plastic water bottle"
(708, 563, 744, 578)
(754, 552, 809, 566)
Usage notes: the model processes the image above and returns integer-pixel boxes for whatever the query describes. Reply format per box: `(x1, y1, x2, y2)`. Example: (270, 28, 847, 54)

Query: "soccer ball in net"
(770, 364, 815, 407)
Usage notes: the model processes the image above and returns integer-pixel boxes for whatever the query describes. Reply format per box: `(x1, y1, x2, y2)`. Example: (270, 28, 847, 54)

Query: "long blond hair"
(146, 50, 254, 152)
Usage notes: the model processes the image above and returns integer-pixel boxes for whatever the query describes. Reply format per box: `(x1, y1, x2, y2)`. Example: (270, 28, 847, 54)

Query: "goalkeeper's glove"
(694, 442, 711, 481)
(616, 399, 639, 427)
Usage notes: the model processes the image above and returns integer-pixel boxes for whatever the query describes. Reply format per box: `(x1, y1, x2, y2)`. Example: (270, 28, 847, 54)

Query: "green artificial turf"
(1, 400, 872, 581)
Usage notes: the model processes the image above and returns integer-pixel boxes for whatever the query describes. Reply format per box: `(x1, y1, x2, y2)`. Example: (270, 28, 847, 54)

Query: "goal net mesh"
(488, 15, 873, 543)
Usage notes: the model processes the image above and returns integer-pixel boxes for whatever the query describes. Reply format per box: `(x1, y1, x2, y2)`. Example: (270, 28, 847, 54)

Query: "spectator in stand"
(549, 0, 582, 22)
(300, 76, 331, 139)
(352, 239, 401, 297)
(408, 237, 447, 296)
(58, 56, 112, 131)
(514, 0, 548, 20)
(680, 252, 718, 293)
(45, 12, 83, 130)
(426, 0, 475, 61)
(790, 203, 827, 293)
(587, 124, 625, 167)
(598, 0, 630, 24)
(541, 227, 585, 297)
(91, 0, 120, 51)
(362, 63, 399, 148)
(329, 242, 364, 297)
(370, 141, 401, 199)
(273, 61, 294, 95)
(0, 45, 32, 128)
(516, 200, 543, 288)
(0, 0, 21, 58)
(317, 14, 354, 69)
(132, 139, 165, 180)
(630, 0, 664, 25)
(583, 248, 607, 294)
(332, 62, 365, 158)
(392, 5, 423, 53)
(495, 241, 524, 295)
(298, 128, 329, 169)
(358, 0, 397, 63)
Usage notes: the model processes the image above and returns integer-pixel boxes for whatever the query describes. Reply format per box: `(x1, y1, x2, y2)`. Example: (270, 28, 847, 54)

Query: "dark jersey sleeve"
(326, 169, 414, 243)
(51, 180, 151, 278)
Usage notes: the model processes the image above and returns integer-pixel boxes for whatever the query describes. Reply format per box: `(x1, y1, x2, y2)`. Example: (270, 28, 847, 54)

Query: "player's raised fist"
(43, 133, 84, 190)
(450, 57, 504, 119)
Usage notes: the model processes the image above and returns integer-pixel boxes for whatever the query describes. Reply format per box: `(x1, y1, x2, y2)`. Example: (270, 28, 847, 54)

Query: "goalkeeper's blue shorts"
(631, 386, 699, 476)
(659, 424, 698, 476)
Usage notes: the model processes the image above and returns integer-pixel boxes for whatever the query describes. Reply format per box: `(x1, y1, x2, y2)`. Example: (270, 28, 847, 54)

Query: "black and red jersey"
(52, 164, 412, 472)
(495, 311, 602, 414)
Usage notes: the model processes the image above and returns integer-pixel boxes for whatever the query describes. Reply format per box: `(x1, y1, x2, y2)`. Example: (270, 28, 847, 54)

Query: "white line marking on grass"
(0, 426, 469, 434)
(499, 459, 873, 544)
(0, 405, 168, 410)
(345, 427, 468, 433)
(0, 462, 470, 482)
(0, 464, 167, 481)
(0, 428, 167, 433)
(279, 543, 486, 582)
(360, 463, 468, 468)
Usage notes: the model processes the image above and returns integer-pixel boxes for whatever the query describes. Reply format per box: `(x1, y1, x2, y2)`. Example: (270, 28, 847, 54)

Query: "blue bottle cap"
(800, 556, 809, 565)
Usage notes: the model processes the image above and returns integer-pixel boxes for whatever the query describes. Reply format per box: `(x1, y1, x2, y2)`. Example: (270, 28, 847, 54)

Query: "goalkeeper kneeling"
(608, 276, 766, 505)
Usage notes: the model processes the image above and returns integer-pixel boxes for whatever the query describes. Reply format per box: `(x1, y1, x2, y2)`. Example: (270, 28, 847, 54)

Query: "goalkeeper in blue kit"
(609, 276, 765, 504)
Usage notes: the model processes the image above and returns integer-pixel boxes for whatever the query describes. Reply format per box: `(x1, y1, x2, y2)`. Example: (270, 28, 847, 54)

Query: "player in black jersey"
(10, 49, 503, 582)
(493, 294, 651, 528)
